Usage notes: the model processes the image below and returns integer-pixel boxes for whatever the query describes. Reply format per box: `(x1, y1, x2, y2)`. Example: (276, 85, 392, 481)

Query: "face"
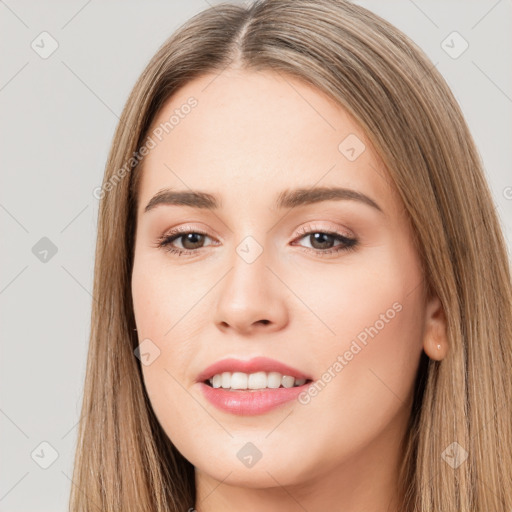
(131, 68, 432, 491)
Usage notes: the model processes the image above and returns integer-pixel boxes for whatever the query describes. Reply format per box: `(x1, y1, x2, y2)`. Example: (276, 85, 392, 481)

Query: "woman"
(70, 0, 512, 510)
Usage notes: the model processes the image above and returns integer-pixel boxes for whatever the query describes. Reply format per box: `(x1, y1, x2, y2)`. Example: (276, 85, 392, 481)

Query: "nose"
(213, 248, 289, 335)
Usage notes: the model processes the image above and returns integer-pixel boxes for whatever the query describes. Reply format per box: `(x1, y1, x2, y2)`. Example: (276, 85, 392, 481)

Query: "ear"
(422, 293, 448, 361)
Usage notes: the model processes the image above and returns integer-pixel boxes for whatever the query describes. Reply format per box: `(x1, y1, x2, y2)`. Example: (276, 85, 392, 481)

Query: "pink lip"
(196, 356, 312, 383)
(197, 382, 311, 416)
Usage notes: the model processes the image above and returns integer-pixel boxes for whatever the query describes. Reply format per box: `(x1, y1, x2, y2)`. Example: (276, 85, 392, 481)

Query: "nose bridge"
(214, 233, 288, 333)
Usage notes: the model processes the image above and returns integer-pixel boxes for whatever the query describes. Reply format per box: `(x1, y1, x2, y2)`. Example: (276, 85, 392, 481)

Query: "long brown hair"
(70, 1, 512, 510)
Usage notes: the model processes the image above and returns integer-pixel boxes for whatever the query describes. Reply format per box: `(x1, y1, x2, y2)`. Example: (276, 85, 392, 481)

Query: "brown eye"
(157, 230, 214, 255)
(294, 230, 357, 255)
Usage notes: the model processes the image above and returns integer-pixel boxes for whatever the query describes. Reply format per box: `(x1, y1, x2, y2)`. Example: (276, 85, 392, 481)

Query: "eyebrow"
(143, 186, 383, 214)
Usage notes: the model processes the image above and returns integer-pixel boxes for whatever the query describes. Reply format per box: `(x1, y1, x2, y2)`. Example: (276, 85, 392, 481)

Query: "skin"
(131, 68, 448, 512)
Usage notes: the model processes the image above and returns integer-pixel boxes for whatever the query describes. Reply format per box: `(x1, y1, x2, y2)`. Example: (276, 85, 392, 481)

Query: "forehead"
(136, 68, 397, 218)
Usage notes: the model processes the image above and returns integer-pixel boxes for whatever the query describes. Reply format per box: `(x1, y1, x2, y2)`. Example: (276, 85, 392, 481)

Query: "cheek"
(295, 241, 425, 440)
(287, 237, 424, 359)
(131, 253, 193, 337)
(131, 256, 193, 381)
(131, 256, 214, 453)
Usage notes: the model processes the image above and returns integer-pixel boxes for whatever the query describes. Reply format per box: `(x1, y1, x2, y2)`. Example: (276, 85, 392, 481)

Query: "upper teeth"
(209, 371, 306, 390)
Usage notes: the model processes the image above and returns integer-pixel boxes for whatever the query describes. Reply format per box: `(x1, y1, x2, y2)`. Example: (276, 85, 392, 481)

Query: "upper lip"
(196, 356, 312, 383)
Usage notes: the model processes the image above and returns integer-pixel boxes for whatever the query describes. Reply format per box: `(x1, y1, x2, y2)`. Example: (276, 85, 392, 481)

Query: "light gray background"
(1, 0, 511, 510)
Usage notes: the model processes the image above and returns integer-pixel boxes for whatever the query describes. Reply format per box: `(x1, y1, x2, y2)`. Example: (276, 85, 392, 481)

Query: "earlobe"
(422, 294, 448, 361)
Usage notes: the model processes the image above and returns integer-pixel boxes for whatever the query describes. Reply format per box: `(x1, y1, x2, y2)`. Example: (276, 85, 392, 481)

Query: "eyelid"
(160, 224, 218, 240)
(294, 221, 355, 240)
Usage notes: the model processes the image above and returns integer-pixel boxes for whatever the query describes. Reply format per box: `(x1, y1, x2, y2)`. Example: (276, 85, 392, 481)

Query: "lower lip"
(198, 382, 310, 415)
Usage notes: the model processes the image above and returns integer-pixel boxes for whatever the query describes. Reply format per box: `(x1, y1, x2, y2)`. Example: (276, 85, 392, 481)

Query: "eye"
(292, 225, 358, 257)
(156, 229, 215, 256)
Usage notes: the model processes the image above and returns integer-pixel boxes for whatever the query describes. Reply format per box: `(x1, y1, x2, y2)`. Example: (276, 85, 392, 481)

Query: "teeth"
(221, 372, 231, 389)
(212, 374, 222, 388)
(249, 371, 268, 389)
(231, 372, 247, 389)
(267, 371, 282, 389)
(207, 371, 308, 390)
(282, 375, 295, 388)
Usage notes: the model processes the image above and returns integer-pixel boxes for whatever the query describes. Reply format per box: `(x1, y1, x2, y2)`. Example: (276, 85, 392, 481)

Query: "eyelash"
(156, 224, 358, 258)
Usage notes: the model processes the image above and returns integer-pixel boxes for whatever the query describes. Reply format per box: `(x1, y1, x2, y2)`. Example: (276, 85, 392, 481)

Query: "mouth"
(196, 357, 314, 414)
